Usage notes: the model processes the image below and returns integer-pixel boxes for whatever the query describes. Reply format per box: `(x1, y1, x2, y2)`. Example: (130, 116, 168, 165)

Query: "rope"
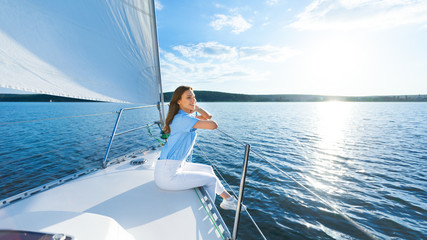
(145, 124, 166, 146)
(195, 144, 268, 240)
(251, 149, 376, 239)
(215, 128, 378, 240)
(0, 111, 116, 125)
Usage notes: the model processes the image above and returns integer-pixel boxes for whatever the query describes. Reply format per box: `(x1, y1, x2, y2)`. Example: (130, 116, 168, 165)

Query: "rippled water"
(1, 102, 426, 239)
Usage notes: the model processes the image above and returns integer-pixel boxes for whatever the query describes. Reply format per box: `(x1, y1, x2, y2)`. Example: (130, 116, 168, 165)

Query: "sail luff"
(149, 0, 166, 126)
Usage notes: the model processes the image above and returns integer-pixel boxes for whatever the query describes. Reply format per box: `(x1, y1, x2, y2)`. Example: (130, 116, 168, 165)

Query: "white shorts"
(154, 159, 226, 201)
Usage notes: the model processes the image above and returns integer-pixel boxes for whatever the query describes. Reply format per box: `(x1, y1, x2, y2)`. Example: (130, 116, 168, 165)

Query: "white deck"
(0, 149, 229, 240)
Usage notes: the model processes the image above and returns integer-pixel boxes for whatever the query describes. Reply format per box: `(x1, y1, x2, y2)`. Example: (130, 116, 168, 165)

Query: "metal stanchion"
(232, 144, 250, 240)
(102, 109, 124, 168)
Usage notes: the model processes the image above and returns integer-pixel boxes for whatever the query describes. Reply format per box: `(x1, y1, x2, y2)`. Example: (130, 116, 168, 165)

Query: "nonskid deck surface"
(0, 149, 227, 240)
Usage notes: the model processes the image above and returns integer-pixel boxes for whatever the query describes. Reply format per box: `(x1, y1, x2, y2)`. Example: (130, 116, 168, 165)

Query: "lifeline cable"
(195, 144, 268, 240)
(215, 128, 378, 240)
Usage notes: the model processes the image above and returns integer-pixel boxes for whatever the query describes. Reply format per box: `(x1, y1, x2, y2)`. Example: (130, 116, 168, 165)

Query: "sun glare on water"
(316, 101, 351, 149)
(309, 101, 354, 192)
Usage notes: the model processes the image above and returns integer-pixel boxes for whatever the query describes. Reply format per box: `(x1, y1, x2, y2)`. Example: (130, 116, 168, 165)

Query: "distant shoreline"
(1, 92, 426, 102)
(0, 94, 100, 102)
(164, 91, 427, 102)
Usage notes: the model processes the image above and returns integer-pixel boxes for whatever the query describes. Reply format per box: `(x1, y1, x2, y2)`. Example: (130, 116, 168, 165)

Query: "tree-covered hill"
(1, 92, 426, 102)
(164, 91, 427, 102)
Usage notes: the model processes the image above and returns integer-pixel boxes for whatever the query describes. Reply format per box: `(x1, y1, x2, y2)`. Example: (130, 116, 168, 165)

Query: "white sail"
(0, 0, 161, 104)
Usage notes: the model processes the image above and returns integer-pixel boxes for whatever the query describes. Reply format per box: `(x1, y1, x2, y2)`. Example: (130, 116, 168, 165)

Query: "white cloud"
(240, 46, 300, 62)
(214, 3, 226, 9)
(262, 16, 271, 26)
(155, 0, 163, 10)
(160, 42, 298, 90)
(160, 51, 259, 89)
(290, 0, 427, 30)
(170, 42, 298, 62)
(172, 42, 238, 60)
(210, 13, 252, 34)
(266, 0, 279, 6)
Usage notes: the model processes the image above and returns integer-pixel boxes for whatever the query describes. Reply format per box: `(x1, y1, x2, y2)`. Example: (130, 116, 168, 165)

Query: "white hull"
(0, 148, 230, 240)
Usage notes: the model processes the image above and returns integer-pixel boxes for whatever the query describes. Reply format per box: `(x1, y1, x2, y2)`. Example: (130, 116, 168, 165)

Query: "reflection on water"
(310, 102, 353, 194)
(315, 101, 350, 152)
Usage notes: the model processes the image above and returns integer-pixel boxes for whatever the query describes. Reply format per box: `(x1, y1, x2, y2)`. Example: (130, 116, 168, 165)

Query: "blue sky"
(156, 0, 427, 96)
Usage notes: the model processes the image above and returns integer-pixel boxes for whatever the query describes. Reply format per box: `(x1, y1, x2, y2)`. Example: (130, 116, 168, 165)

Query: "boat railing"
(232, 144, 251, 240)
(196, 128, 379, 240)
(0, 104, 163, 207)
(0, 112, 116, 170)
(102, 104, 161, 168)
(0, 105, 162, 169)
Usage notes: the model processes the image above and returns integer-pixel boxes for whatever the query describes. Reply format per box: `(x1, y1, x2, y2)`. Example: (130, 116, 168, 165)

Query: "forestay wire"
(214, 128, 378, 240)
(195, 144, 267, 240)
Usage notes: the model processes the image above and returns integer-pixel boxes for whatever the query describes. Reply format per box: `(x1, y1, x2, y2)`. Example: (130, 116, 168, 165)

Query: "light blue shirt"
(159, 110, 199, 161)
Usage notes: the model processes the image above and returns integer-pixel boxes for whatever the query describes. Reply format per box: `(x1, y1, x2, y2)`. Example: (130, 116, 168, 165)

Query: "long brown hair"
(163, 86, 193, 134)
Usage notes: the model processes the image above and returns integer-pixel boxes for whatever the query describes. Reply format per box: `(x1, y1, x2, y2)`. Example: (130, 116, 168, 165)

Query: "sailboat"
(0, 0, 236, 239)
(0, 1, 384, 239)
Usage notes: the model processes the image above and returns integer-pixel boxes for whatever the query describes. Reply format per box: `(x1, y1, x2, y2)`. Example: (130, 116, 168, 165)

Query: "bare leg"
(220, 191, 231, 199)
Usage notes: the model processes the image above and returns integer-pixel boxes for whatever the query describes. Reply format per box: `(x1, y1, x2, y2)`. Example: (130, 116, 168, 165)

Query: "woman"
(154, 86, 244, 211)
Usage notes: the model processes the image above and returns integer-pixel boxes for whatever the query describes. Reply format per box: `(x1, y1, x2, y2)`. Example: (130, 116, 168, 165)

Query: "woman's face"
(178, 89, 196, 113)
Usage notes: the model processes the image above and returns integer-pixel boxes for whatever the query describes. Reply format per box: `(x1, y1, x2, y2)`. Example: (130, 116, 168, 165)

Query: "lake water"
(0, 102, 426, 239)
